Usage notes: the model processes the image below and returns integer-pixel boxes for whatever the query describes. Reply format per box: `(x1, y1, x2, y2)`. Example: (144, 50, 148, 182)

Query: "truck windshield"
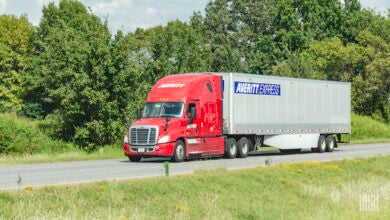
(142, 102, 184, 118)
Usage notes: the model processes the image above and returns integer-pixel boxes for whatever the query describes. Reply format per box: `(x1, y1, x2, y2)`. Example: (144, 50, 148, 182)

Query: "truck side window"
(206, 82, 213, 93)
(187, 103, 196, 118)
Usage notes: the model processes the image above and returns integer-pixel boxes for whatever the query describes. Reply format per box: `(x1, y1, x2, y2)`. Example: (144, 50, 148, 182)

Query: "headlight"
(123, 133, 129, 144)
(158, 135, 170, 144)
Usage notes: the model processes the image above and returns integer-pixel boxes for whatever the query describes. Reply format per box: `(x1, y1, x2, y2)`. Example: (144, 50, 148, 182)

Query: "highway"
(0, 142, 389, 190)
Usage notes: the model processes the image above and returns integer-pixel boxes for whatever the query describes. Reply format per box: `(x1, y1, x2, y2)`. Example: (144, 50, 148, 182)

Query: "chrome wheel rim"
(230, 142, 237, 155)
(176, 144, 184, 159)
(321, 139, 326, 151)
(242, 142, 248, 154)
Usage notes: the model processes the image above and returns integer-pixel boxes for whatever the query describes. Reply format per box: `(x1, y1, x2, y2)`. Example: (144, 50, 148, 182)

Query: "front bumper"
(123, 142, 175, 157)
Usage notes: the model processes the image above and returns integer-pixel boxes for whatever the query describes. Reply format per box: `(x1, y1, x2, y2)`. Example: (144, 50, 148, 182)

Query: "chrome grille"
(130, 126, 158, 146)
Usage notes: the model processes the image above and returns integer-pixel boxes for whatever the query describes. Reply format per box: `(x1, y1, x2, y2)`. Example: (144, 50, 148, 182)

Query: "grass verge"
(0, 156, 389, 219)
(0, 146, 123, 165)
(351, 113, 390, 143)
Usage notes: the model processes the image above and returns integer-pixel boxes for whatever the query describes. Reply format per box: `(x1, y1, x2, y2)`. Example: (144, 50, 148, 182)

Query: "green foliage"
(0, 15, 34, 111)
(351, 113, 390, 141)
(27, 0, 132, 149)
(0, 113, 73, 154)
(274, 0, 345, 51)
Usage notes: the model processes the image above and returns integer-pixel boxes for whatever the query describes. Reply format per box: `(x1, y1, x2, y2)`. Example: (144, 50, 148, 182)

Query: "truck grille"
(130, 126, 158, 146)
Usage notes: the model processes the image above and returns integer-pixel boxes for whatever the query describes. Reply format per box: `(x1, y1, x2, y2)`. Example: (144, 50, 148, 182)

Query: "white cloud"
(0, 0, 7, 13)
(87, 0, 210, 33)
(359, 0, 390, 15)
(90, 0, 132, 15)
(145, 7, 157, 16)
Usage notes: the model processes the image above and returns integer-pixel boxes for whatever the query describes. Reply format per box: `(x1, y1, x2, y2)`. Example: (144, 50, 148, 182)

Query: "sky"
(0, 0, 389, 33)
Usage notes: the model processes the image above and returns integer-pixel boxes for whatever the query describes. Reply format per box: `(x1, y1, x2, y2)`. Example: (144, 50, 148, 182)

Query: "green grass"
(351, 113, 390, 143)
(0, 112, 124, 165)
(0, 146, 123, 165)
(0, 112, 76, 154)
(0, 156, 389, 219)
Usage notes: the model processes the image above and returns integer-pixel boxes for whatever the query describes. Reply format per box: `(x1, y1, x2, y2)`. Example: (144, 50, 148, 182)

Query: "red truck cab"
(123, 74, 225, 162)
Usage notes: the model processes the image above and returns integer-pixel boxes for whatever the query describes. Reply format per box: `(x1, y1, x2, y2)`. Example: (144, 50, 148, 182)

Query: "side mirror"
(124, 117, 130, 123)
(136, 108, 143, 119)
(164, 117, 171, 131)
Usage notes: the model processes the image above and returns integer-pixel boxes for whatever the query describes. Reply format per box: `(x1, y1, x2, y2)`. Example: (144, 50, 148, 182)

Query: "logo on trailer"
(234, 81, 281, 96)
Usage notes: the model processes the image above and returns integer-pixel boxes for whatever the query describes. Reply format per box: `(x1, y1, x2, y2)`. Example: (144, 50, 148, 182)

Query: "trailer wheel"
(237, 137, 249, 158)
(225, 138, 237, 159)
(317, 135, 326, 153)
(325, 135, 335, 152)
(128, 156, 142, 162)
(172, 140, 186, 162)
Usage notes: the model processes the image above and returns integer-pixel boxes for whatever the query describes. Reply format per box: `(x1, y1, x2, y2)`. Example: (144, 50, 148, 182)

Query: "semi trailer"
(123, 73, 351, 162)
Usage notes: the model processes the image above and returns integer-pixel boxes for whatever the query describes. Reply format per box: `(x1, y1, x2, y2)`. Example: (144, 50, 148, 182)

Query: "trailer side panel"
(219, 73, 351, 135)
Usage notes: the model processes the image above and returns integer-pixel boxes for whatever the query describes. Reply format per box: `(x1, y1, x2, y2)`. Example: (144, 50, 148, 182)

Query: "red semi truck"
(123, 73, 351, 162)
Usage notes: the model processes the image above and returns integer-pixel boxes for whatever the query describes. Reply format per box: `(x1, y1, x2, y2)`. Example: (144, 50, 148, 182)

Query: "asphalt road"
(1, 143, 389, 190)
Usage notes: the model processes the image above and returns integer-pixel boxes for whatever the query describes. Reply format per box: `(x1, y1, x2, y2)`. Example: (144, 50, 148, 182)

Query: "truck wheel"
(317, 135, 326, 153)
(237, 137, 249, 158)
(128, 156, 142, 162)
(325, 135, 335, 152)
(225, 138, 237, 159)
(172, 140, 186, 162)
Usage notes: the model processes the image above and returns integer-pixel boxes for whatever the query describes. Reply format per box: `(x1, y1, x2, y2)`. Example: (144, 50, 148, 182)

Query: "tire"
(279, 149, 301, 154)
(317, 135, 326, 153)
(225, 138, 237, 159)
(172, 140, 186, 162)
(325, 135, 335, 152)
(237, 137, 249, 158)
(128, 156, 142, 162)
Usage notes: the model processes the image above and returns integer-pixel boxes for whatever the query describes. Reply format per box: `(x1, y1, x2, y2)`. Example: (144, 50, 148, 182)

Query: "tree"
(192, 0, 278, 74)
(0, 15, 34, 112)
(29, 0, 134, 149)
(273, 0, 345, 52)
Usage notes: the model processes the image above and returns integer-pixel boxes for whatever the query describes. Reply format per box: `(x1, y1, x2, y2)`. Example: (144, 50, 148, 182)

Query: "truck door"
(185, 102, 202, 154)
(185, 102, 200, 138)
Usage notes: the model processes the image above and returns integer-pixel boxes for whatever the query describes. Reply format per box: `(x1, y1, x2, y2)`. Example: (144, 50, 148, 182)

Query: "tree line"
(0, 0, 389, 150)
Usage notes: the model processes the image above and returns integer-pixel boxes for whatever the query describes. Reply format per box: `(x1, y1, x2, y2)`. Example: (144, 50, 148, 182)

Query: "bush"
(351, 113, 390, 141)
(0, 113, 75, 155)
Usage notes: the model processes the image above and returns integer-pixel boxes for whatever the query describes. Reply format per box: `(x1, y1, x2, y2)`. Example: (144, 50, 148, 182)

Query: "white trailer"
(218, 72, 351, 153)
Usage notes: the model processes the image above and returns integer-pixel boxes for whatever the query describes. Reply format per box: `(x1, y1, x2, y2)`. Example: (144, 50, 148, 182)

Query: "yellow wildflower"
(289, 199, 299, 205)
(324, 165, 343, 171)
(24, 185, 33, 191)
(176, 204, 190, 212)
(300, 161, 321, 166)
